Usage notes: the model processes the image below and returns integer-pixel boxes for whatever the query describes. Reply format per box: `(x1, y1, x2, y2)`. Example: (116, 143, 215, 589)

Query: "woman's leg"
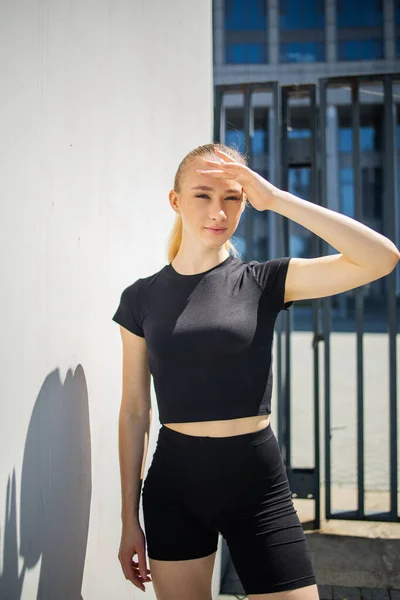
(149, 551, 217, 600)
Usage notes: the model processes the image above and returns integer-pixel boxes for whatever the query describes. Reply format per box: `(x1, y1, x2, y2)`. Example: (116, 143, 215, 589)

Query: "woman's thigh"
(149, 551, 217, 600)
(142, 481, 219, 599)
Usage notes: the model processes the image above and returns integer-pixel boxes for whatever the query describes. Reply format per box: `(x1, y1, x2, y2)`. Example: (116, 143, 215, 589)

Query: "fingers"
(196, 169, 225, 176)
(196, 159, 235, 176)
(137, 547, 152, 582)
(196, 163, 237, 178)
(202, 158, 228, 167)
(119, 552, 141, 589)
(200, 158, 239, 169)
(119, 550, 152, 592)
(213, 146, 237, 162)
(132, 559, 152, 582)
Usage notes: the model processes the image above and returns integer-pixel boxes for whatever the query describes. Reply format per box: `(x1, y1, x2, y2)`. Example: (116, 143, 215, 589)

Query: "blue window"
(339, 128, 352, 152)
(225, 130, 245, 154)
(225, 43, 267, 64)
(224, 0, 267, 64)
(225, 44, 267, 64)
(339, 127, 379, 152)
(361, 127, 376, 151)
(252, 130, 268, 154)
(280, 0, 324, 29)
(225, 0, 267, 31)
(288, 168, 311, 199)
(336, 0, 383, 28)
(397, 38, 400, 58)
(338, 39, 383, 60)
(280, 42, 324, 62)
(340, 168, 354, 217)
(288, 128, 311, 139)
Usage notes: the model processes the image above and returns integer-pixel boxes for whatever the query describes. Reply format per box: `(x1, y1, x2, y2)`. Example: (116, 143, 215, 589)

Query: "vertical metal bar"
(273, 82, 281, 192)
(281, 86, 291, 470)
(244, 85, 253, 260)
(213, 86, 223, 143)
(352, 79, 365, 518)
(274, 82, 285, 453)
(383, 74, 398, 520)
(310, 83, 321, 529)
(319, 78, 332, 519)
(280, 86, 290, 260)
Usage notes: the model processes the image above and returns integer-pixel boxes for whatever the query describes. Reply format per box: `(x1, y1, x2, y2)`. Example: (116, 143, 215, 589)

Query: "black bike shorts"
(141, 422, 317, 595)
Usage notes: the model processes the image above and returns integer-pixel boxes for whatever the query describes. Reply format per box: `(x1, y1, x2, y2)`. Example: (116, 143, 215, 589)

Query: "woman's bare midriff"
(164, 414, 271, 438)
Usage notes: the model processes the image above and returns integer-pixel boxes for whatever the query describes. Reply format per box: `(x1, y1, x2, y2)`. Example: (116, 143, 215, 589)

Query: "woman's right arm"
(117, 325, 153, 592)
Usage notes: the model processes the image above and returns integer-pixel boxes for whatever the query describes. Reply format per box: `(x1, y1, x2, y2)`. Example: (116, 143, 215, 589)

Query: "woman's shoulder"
(121, 262, 168, 295)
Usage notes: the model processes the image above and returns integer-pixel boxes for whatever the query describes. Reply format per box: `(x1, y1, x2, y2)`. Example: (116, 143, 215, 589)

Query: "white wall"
(0, 1, 215, 598)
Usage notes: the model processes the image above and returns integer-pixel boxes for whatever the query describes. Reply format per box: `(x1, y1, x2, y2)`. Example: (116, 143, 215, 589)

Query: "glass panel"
(250, 89, 273, 262)
(225, 0, 267, 31)
(223, 91, 247, 258)
(279, 0, 324, 29)
(336, 0, 383, 28)
(225, 42, 267, 64)
(224, 0, 268, 64)
(280, 42, 325, 63)
(339, 167, 354, 217)
(288, 168, 314, 257)
(287, 100, 312, 138)
(359, 82, 384, 230)
(225, 110, 245, 153)
(338, 39, 384, 61)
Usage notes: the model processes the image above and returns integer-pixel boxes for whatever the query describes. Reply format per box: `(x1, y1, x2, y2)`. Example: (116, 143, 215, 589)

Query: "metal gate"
(215, 75, 400, 596)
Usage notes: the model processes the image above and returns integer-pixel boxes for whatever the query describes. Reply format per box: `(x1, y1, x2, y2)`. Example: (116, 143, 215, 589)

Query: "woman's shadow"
(0, 365, 92, 599)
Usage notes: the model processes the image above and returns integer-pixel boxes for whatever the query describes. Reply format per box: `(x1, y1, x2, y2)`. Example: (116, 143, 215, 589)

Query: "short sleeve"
(112, 279, 145, 337)
(249, 257, 293, 312)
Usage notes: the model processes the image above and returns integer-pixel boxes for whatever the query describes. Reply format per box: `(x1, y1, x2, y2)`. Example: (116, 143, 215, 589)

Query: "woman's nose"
(209, 205, 227, 219)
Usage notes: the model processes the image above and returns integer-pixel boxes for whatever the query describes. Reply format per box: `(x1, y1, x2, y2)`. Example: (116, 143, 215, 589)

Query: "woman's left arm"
(247, 174, 400, 305)
(198, 147, 400, 304)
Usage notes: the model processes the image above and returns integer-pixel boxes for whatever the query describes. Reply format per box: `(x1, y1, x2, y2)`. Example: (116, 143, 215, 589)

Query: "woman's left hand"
(196, 146, 277, 211)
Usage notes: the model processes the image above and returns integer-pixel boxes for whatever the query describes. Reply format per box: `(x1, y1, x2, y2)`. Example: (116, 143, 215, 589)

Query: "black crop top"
(112, 254, 293, 424)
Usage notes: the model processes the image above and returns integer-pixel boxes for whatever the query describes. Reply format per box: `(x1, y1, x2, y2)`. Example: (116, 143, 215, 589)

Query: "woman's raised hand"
(196, 146, 277, 211)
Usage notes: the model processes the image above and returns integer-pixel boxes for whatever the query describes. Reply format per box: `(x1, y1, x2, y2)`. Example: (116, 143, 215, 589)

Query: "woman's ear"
(169, 189, 180, 214)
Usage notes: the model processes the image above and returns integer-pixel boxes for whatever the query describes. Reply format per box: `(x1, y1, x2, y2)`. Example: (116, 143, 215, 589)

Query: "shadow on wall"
(0, 365, 92, 600)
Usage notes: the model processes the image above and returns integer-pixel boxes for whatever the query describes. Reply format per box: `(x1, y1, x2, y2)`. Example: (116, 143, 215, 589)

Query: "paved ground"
(319, 586, 400, 600)
(217, 589, 400, 600)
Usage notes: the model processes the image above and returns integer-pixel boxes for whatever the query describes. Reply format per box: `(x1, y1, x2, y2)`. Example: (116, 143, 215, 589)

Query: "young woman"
(112, 143, 399, 599)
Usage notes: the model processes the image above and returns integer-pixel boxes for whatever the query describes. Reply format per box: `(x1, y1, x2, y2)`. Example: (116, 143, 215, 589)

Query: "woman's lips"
(205, 227, 227, 234)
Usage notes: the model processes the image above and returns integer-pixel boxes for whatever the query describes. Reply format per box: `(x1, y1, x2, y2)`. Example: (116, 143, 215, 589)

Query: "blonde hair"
(167, 142, 248, 264)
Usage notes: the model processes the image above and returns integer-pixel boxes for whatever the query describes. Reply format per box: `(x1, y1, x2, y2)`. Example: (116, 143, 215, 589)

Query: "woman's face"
(169, 155, 246, 248)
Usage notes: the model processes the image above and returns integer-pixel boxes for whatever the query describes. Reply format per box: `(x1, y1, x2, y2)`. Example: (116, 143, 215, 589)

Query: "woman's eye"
(195, 194, 240, 201)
